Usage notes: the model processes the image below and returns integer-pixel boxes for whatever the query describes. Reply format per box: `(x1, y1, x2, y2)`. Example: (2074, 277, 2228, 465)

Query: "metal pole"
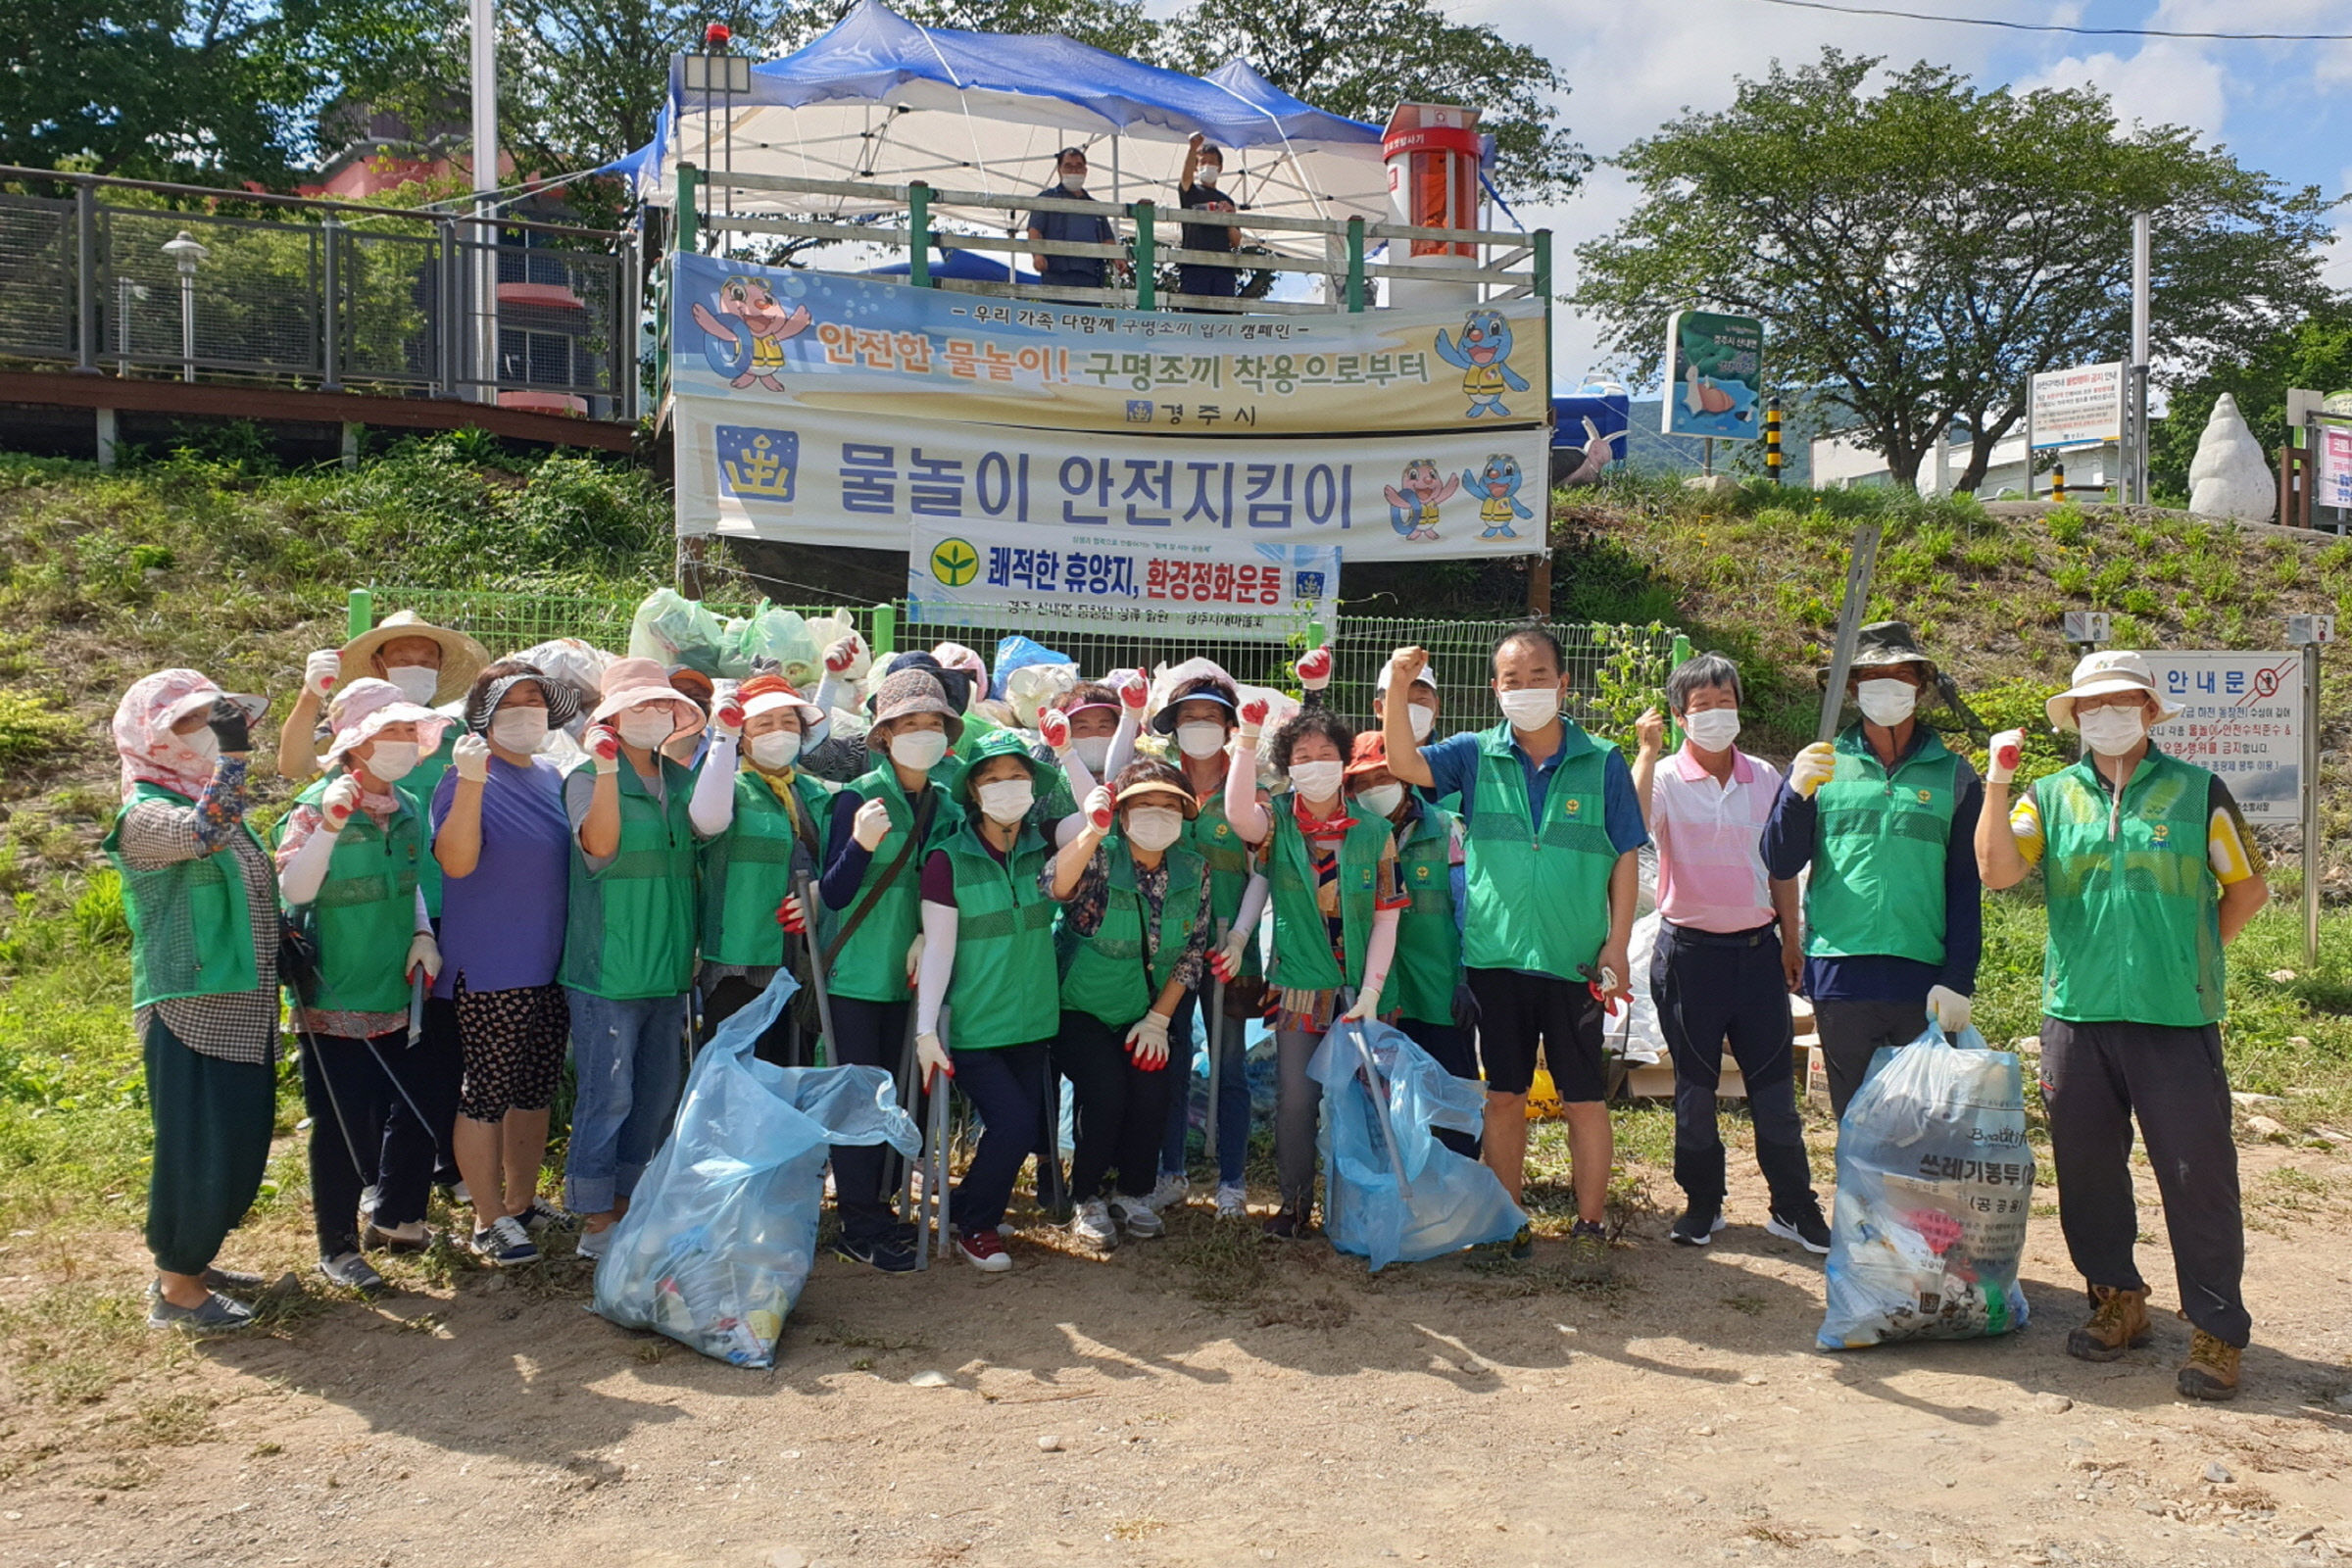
(2131, 213, 2151, 507)
(1133, 201, 1154, 311)
(908, 182, 931, 289)
(2304, 637, 2322, 968)
(1204, 923, 1227, 1159)
(794, 872, 838, 1063)
(1764, 400, 1783, 485)
(74, 179, 97, 374)
(1346, 217, 1365, 314)
(346, 588, 373, 639)
(469, 0, 500, 407)
(1347, 1022, 1412, 1200)
(1814, 523, 1884, 745)
(320, 217, 342, 392)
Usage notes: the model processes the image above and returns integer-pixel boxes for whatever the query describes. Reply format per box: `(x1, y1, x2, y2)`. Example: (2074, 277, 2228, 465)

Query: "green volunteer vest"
(1460, 721, 1618, 979)
(289, 772, 422, 1013)
(397, 730, 457, 920)
(103, 782, 262, 1007)
(821, 764, 962, 1004)
(561, 756, 700, 1000)
(1389, 802, 1462, 1025)
(1188, 785, 1262, 978)
(940, 820, 1059, 1050)
(1804, 724, 1960, 967)
(1265, 793, 1389, 994)
(2034, 748, 2226, 1028)
(700, 766, 831, 968)
(1058, 836, 1206, 1027)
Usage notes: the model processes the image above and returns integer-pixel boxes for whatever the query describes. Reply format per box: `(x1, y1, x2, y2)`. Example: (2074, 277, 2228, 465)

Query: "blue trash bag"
(1307, 1018, 1526, 1271)
(590, 974, 919, 1368)
(1817, 1020, 2035, 1349)
(990, 633, 1074, 700)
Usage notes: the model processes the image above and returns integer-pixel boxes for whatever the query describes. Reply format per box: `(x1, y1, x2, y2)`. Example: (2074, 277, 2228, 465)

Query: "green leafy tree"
(1572, 51, 2339, 492)
(2149, 303, 2352, 501)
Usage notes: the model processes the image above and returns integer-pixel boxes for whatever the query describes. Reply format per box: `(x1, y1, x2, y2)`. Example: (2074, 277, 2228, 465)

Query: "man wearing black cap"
(1027, 147, 1115, 295)
(1761, 621, 1984, 1118)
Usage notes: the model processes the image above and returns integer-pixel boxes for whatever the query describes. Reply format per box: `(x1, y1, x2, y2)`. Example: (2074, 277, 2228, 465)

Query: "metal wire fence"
(368, 584, 1687, 742)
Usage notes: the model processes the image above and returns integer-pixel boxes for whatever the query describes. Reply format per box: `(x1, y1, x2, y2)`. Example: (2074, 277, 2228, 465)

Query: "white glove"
(318, 772, 363, 829)
(915, 1029, 953, 1088)
(1926, 984, 1972, 1035)
(1125, 1010, 1172, 1069)
(1343, 980, 1384, 1022)
(823, 633, 871, 683)
(1209, 928, 1250, 984)
(1789, 741, 1837, 799)
(852, 796, 892, 852)
(452, 732, 491, 782)
(407, 931, 442, 984)
(304, 649, 340, 700)
(1986, 728, 2024, 787)
(584, 723, 621, 775)
(905, 931, 926, 990)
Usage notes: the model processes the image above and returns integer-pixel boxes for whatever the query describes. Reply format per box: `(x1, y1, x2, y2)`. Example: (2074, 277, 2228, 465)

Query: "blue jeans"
(949, 1040, 1049, 1233)
(1157, 988, 1251, 1188)
(564, 989, 689, 1214)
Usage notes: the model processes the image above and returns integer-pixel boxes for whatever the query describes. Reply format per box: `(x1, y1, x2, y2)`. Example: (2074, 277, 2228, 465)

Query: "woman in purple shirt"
(431, 661, 579, 1266)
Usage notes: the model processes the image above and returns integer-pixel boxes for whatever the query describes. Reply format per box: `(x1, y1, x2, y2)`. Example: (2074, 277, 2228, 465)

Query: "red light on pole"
(704, 22, 731, 47)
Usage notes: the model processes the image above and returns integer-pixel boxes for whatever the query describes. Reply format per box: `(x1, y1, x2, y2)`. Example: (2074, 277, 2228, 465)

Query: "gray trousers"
(1274, 1027, 1323, 1212)
(2040, 1017, 2249, 1348)
(1814, 998, 1930, 1118)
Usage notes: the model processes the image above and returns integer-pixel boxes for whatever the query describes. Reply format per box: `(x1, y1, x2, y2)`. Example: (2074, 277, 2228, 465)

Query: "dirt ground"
(4, 1139, 2350, 1568)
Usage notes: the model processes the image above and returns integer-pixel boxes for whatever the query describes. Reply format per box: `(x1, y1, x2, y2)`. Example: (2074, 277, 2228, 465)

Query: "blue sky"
(1473, 0, 2352, 391)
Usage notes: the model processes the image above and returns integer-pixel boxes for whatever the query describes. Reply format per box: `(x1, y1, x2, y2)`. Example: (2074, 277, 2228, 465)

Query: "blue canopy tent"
(614, 0, 1391, 251)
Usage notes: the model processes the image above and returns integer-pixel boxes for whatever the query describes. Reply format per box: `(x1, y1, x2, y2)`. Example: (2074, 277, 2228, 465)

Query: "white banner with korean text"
(2142, 650, 2304, 823)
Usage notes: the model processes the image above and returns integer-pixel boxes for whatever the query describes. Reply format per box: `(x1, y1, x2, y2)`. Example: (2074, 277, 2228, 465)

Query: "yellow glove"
(1789, 741, 1837, 799)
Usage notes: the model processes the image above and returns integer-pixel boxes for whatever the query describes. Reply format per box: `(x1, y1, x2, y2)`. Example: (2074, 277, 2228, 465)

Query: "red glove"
(1116, 672, 1149, 713)
(714, 697, 745, 739)
(1038, 708, 1071, 751)
(775, 894, 808, 934)
(824, 635, 862, 674)
(1295, 647, 1333, 691)
(585, 723, 621, 772)
(1084, 784, 1114, 833)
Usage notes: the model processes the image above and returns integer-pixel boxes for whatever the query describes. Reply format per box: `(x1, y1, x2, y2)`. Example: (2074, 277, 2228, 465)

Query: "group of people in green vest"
(107, 613, 2269, 1399)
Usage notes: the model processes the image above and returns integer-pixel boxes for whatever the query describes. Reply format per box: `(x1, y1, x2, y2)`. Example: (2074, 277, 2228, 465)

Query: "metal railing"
(0, 167, 639, 420)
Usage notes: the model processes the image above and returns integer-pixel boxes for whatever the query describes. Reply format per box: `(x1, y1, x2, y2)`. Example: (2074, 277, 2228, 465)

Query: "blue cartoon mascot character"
(690, 274, 813, 391)
(1384, 458, 1459, 541)
(1433, 309, 1529, 418)
(1464, 453, 1532, 539)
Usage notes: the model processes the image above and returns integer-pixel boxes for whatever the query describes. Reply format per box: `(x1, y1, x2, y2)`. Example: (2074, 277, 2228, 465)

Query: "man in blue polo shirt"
(1382, 625, 1647, 1279)
(1026, 146, 1115, 295)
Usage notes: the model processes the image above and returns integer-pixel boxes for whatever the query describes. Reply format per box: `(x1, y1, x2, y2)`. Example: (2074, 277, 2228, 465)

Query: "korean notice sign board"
(2029, 364, 2125, 451)
(2143, 650, 2304, 823)
(2314, 423, 2352, 510)
(907, 519, 1336, 641)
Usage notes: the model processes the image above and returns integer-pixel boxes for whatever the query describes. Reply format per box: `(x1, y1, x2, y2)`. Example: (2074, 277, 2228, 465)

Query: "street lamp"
(161, 230, 207, 383)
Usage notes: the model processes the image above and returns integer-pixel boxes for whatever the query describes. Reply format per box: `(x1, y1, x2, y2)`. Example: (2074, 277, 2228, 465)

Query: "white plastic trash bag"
(1817, 1021, 2035, 1349)
(590, 975, 919, 1368)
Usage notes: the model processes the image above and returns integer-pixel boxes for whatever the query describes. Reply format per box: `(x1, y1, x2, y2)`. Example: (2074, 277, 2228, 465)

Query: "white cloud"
(2015, 39, 2229, 137)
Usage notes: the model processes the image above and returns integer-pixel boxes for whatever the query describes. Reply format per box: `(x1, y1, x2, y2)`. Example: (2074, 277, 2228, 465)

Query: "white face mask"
(180, 726, 220, 766)
(1196, 167, 1218, 188)
(618, 712, 676, 752)
(976, 777, 1035, 825)
(1682, 708, 1741, 754)
(1856, 678, 1918, 727)
(1176, 721, 1228, 760)
(1289, 759, 1345, 801)
(490, 710, 548, 754)
(1123, 807, 1185, 853)
(1495, 686, 1559, 731)
(1074, 735, 1113, 775)
(1353, 782, 1405, 819)
(383, 665, 440, 706)
(1408, 702, 1436, 742)
(364, 740, 419, 781)
(1059, 172, 1086, 193)
(748, 730, 802, 770)
(889, 728, 950, 772)
(2076, 705, 2148, 757)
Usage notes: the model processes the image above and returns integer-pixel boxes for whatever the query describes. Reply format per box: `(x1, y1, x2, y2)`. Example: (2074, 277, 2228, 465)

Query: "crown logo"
(716, 425, 799, 502)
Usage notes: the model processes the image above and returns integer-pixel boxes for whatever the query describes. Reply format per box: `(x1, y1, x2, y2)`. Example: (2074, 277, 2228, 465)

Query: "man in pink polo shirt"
(1634, 654, 1828, 1252)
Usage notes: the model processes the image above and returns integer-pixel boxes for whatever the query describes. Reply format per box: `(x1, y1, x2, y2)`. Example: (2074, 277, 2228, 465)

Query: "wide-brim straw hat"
(341, 610, 488, 707)
(2045, 649, 2184, 731)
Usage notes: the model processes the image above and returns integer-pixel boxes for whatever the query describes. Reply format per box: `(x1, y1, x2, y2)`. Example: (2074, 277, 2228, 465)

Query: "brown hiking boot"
(2064, 1284, 2152, 1361)
(2177, 1331, 2241, 1400)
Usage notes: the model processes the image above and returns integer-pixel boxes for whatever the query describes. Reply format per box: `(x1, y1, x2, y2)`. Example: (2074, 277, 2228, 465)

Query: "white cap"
(2044, 649, 2183, 731)
(1376, 662, 1439, 698)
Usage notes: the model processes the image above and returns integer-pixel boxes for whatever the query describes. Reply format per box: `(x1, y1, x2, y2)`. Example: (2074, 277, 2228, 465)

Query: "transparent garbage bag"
(1817, 1020, 2035, 1349)
(1307, 1018, 1527, 1271)
(590, 974, 919, 1368)
(736, 601, 821, 686)
(626, 588, 734, 674)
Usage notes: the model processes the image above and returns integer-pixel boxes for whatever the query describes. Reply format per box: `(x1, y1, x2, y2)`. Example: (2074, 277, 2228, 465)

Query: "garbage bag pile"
(590, 974, 919, 1368)
(623, 589, 856, 688)
(1817, 1022, 2035, 1349)
(1307, 1019, 1526, 1271)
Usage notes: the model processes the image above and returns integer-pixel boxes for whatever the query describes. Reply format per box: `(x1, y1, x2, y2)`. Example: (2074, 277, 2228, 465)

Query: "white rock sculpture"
(2186, 393, 2275, 521)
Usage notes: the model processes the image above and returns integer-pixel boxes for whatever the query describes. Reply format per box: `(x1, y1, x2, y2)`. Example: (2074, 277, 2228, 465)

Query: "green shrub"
(0, 692, 81, 767)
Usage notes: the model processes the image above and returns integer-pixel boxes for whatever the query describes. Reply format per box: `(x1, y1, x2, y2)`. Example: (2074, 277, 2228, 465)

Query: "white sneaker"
(574, 1223, 616, 1262)
(1149, 1170, 1190, 1211)
(1214, 1184, 1248, 1219)
(1071, 1198, 1118, 1250)
(1108, 1196, 1164, 1239)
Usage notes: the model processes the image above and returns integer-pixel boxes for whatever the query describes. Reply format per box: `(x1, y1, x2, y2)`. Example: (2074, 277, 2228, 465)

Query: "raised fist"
(852, 796, 893, 852)
(824, 633, 870, 679)
(714, 697, 745, 740)
(585, 723, 621, 773)
(452, 732, 492, 782)
(1238, 697, 1269, 742)
(303, 650, 340, 700)
(1387, 646, 1429, 690)
(1084, 784, 1114, 833)
(1295, 647, 1333, 691)
(1038, 707, 1071, 752)
(319, 772, 363, 828)
(1986, 728, 2024, 787)
(1116, 672, 1149, 712)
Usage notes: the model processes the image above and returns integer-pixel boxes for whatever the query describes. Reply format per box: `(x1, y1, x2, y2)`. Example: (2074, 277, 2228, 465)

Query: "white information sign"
(2029, 363, 2126, 451)
(2142, 650, 2304, 822)
(906, 516, 1337, 641)
(2314, 423, 2352, 510)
